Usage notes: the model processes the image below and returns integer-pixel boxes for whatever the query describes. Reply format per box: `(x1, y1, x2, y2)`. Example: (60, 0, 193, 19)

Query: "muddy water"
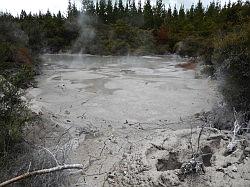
(28, 54, 214, 123)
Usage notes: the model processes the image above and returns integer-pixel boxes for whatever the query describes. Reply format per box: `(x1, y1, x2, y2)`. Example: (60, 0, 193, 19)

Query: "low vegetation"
(0, 14, 37, 157)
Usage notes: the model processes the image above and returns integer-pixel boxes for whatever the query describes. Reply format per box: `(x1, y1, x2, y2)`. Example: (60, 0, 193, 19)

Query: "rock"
(160, 172, 180, 186)
(65, 110, 70, 115)
(123, 153, 128, 158)
(108, 173, 115, 179)
(52, 114, 57, 118)
(222, 162, 232, 168)
(232, 165, 238, 172)
(108, 178, 115, 183)
(216, 167, 224, 172)
(244, 147, 250, 155)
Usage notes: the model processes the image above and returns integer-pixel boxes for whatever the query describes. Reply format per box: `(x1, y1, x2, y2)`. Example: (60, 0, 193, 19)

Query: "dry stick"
(189, 122, 194, 157)
(0, 164, 83, 187)
(226, 108, 242, 152)
(27, 162, 32, 173)
(197, 124, 205, 155)
(39, 146, 59, 166)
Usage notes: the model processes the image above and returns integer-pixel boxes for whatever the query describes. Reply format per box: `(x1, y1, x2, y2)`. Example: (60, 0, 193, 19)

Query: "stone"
(222, 162, 232, 168)
(216, 167, 224, 173)
(160, 171, 180, 186)
(244, 147, 250, 155)
(232, 165, 238, 172)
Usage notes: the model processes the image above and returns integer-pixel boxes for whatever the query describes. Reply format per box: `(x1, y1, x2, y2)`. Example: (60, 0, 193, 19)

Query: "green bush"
(175, 36, 205, 57)
(213, 27, 250, 111)
(0, 69, 32, 157)
(0, 42, 14, 63)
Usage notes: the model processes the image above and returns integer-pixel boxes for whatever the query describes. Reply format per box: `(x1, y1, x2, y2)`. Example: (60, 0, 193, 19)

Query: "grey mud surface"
(26, 54, 250, 186)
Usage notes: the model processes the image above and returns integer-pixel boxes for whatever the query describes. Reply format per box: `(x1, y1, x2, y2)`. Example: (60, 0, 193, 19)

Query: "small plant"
(179, 119, 207, 178)
(180, 156, 205, 175)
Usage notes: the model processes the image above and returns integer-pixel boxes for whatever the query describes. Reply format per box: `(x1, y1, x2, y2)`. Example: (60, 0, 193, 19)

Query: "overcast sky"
(0, 0, 240, 16)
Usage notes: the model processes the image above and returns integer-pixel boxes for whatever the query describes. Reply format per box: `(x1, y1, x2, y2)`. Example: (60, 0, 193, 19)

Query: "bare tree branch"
(0, 164, 83, 187)
(226, 108, 242, 153)
(27, 162, 32, 173)
(197, 124, 205, 154)
(39, 146, 59, 166)
(189, 122, 194, 157)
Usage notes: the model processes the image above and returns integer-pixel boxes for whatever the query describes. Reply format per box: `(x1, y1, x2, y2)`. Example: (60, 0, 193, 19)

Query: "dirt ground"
(25, 54, 250, 187)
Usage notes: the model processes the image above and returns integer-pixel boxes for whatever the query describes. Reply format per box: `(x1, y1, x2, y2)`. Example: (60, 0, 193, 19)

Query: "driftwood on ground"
(0, 164, 83, 187)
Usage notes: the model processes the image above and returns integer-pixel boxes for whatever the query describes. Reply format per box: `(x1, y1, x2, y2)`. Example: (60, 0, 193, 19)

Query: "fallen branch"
(225, 108, 241, 154)
(0, 164, 83, 187)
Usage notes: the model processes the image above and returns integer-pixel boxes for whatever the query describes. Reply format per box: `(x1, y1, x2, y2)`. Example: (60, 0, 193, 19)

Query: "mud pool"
(28, 54, 215, 123)
(26, 54, 222, 187)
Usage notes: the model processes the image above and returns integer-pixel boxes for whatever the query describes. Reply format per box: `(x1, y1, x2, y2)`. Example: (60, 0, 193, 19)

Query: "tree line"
(0, 0, 249, 55)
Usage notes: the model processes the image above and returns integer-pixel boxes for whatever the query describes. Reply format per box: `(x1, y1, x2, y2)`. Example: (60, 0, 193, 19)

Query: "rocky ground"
(24, 110, 250, 187)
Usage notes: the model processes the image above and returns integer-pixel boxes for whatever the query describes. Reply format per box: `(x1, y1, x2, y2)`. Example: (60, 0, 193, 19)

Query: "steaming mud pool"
(26, 54, 250, 187)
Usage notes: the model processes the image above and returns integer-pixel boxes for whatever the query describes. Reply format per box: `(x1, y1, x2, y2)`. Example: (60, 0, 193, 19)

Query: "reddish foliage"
(155, 26, 169, 44)
(14, 48, 32, 64)
(176, 59, 197, 69)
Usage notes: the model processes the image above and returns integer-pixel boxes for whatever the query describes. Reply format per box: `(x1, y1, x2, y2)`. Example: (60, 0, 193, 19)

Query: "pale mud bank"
(25, 54, 250, 187)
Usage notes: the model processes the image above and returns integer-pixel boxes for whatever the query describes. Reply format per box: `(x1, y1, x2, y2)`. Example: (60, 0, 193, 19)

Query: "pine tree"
(195, 0, 204, 18)
(67, 0, 72, 19)
(113, 1, 119, 22)
(125, 0, 129, 18)
(130, 0, 137, 16)
(98, 0, 107, 22)
(153, 0, 165, 28)
(96, 0, 100, 15)
(72, 2, 79, 18)
(118, 0, 124, 19)
(179, 4, 185, 20)
(143, 0, 153, 28)
(67, 0, 78, 20)
(20, 10, 27, 20)
(173, 5, 178, 18)
(138, 0, 142, 14)
(167, 5, 172, 19)
(187, 4, 195, 21)
(106, 0, 113, 23)
(82, 0, 95, 15)
(57, 11, 63, 20)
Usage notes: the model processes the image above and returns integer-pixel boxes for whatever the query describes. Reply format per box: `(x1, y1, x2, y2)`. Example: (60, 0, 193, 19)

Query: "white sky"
(0, 0, 240, 16)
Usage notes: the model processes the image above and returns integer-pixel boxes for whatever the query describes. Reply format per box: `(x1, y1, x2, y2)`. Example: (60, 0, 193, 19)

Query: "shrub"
(0, 69, 32, 157)
(213, 27, 250, 112)
(175, 36, 205, 57)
